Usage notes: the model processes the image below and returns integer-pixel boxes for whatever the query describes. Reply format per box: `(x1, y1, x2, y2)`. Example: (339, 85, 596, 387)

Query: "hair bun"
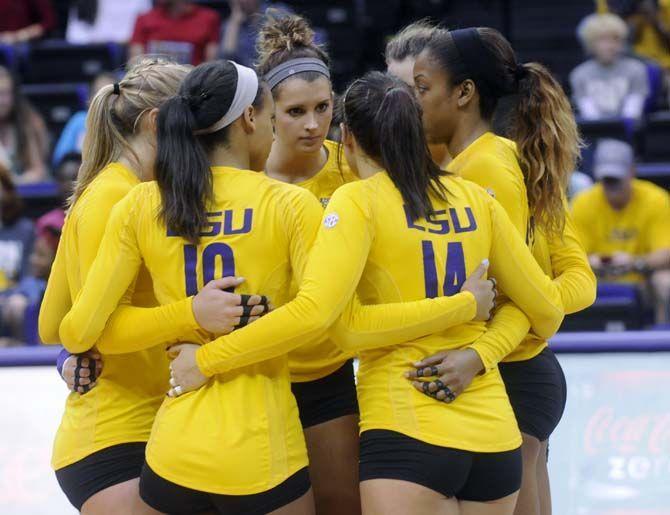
(257, 9, 315, 58)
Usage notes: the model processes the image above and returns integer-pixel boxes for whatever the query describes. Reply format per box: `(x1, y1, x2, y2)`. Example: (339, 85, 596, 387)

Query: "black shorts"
(291, 359, 359, 429)
(55, 442, 146, 510)
(498, 347, 567, 442)
(359, 430, 521, 502)
(140, 464, 311, 515)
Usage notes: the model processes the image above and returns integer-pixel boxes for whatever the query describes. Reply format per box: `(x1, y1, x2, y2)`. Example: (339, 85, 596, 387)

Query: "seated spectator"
(129, 0, 220, 65)
(0, 164, 34, 290)
(221, 1, 292, 67)
(626, 0, 670, 71)
(571, 13, 649, 120)
(54, 152, 81, 204)
(0, 209, 63, 345)
(0, 0, 56, 44)
(66, 0, 151, 44)
(51, 72, 115, 169)
(0, 66, 49, 183)
(571, 139, 670, 323)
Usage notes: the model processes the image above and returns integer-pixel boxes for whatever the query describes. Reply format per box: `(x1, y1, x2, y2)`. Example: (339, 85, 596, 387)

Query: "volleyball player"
(162, 71, 568, 514)
(255, 11, 359, 514)
(384, 20, 451, 168)
(58, 59, 503, 514)
(409, 27, 597, 515)
(38, 58, 269, 513)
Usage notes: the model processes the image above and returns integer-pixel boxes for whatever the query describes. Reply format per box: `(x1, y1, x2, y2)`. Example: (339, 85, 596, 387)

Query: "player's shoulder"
(74, 163, 139, 213)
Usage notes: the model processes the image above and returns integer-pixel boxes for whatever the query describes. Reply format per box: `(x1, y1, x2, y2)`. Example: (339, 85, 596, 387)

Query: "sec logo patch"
(323, 213, 339, 228)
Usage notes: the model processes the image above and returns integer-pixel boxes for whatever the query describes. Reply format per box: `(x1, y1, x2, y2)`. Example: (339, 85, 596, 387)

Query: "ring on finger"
(173, 385, 183, 397)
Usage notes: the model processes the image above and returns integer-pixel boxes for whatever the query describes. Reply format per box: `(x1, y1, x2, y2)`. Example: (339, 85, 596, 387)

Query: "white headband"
(194, 62, 259, 135)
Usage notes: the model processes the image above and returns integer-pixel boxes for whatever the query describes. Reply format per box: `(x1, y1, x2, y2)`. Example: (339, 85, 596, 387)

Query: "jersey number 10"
(422, 240, 466, 298)
(183, 243, 236, 296)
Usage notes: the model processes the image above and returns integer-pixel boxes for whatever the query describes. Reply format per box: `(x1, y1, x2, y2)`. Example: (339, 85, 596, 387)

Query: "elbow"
(532, 311, 565, 341)
(58, 317, 93, 354)
(38, 313, 59, 345)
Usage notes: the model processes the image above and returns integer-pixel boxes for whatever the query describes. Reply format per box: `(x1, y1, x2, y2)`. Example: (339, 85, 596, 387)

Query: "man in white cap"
(572, 139, 670, 323)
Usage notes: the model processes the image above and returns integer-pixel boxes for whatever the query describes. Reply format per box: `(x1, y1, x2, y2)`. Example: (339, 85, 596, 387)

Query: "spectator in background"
(0, 209, 63, 345)
(571, 12, 649, 119)
(53, 152, 81, 204)
(129, 0, 220, 65)
(0, 66, 49, 183)
(51, 72, 115, 169)
(0, 0, 56, 44)
(571, 139, 670, 323)
(221, 1, 292, 67)
(626, 0, 670, 101)
(66, 0, 151, 44)
(0, 165, 34, 290)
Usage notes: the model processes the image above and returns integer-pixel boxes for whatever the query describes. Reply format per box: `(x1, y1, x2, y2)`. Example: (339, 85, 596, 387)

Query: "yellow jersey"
(449, 132, 595, 364)
(631, 0, 670, 69)
(56, 166, 478, 492)
(286, 139, 359, 381)
(571, 179, 670, 282)
(38, 163, 198, 470)
(197, 172, 566, 453)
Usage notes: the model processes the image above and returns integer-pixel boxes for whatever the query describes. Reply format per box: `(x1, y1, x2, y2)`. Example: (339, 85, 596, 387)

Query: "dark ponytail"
(155, 60, 264, 243)
(424, 27, 581, 237)
(155, 95, 213, 244)
(342, 72, 447, 220)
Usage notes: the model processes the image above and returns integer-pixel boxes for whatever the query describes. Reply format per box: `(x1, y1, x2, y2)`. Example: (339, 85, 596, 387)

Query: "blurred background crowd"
(0, 0, 669, 345)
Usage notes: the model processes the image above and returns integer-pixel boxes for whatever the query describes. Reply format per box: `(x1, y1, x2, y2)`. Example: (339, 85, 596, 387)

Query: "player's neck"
(265, 142, 327, 184)
(209, 145, 250, 171)
(448, 115, 491, 159)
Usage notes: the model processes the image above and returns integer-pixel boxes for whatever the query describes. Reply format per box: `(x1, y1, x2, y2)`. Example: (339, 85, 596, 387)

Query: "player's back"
(128, 167, 318, 493)
(341, 171, 524, 453)
(52, 162, 169, 470)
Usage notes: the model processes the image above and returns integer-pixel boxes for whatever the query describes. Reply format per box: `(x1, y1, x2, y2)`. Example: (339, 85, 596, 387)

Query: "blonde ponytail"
(70, 58, 191, 206)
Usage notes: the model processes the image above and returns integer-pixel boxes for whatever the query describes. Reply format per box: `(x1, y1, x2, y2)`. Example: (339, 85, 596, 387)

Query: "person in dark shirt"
(129, 0, 220, 65)
(0, 0, 57, 44)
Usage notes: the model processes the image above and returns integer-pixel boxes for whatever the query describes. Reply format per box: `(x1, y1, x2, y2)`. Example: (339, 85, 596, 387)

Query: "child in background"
(571, 12, 649, 119)
(0, 209, 64, 344)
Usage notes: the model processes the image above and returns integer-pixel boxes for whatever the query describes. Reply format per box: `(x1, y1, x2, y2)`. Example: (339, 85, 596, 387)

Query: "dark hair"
(385, 19, 436, 64)
(423, 27, 580, 237)
(342, 72, 447, 221)
(156, 60, 265, 243)
(74, 0, 98, 24)
(0, 163, 23, 226)
(256, 9, 331, 97)
(0, 66, 46, 173)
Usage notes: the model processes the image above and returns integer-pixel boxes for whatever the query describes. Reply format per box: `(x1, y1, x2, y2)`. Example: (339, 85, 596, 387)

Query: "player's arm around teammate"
(408, 26, 595, 515)
(39, 59, 268, 515)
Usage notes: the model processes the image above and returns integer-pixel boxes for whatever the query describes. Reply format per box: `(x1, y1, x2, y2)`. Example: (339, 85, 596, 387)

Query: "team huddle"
(38, 10, 597, 515)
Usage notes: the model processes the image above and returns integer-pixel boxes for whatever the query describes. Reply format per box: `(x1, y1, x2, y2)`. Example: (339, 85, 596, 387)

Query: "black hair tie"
(112, 83, 120, 95)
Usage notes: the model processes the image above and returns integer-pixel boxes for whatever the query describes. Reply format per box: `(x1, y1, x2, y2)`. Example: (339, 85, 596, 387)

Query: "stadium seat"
(409, 0, 506, 32)
(641, 111, 670, 161)
(18, 41, 123, 84)
(578, 117, 636, 146)
(561, 283, 647, 331)
(636, 162, 670, 189)
(0, 43, 17, 71)
(509, 0, 591, 85)
(22, 83, 88, 139)
(644, 59, 664, 113)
